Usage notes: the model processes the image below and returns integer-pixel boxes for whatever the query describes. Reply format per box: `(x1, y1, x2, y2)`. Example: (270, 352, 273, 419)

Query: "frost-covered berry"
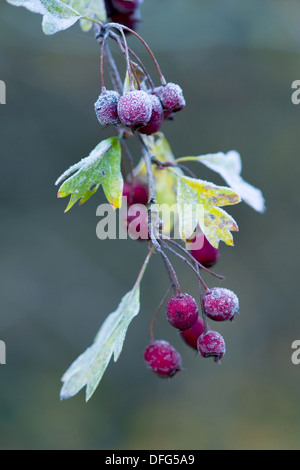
(138, 94, 164, 135)
(144, 340, 182, 378)
(166, 293, 198, 330)
(94, 90, 120, 126)
(180, 317, 206, 350)
(197, 330, 226, 363)
(154, 83, 185, 112)
(203, 287, 239, 322)
(123, 181, 148, 206)
(118, 90, 152, 128)
(111, 0, 143, 14)
(190, 235, 220, 268)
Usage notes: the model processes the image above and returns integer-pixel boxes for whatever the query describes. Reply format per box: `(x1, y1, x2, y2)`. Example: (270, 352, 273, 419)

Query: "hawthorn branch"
(162, 236, 225, 281)
(161, 240, 209, 291)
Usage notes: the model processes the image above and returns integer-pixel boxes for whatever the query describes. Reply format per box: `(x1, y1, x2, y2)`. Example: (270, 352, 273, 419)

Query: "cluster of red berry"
(121, 180, 239, 378)
(94, 83, 185, 135)
(144, 285, 239, 378)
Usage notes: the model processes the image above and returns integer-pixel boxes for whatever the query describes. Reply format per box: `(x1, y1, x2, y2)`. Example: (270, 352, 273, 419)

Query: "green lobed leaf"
(175, 150, 265, 213)
(55, 137, 123, 211)
(60, 252, 151, 401)
(175, 173, 241, 248)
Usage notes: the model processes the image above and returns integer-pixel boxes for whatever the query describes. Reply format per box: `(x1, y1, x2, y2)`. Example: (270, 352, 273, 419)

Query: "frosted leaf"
(55, 137, 123, 211)
(7, 0, 81, 34)
(177, 150, 265, 213)
(60, 252, 151, 401)
(7, 0, 46, 13)
(175, 172, 240, 248)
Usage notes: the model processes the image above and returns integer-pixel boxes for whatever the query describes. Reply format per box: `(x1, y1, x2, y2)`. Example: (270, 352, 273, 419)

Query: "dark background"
(0, 0, 300, 449)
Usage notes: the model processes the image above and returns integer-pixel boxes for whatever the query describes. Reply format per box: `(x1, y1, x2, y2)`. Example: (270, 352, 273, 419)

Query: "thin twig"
(103, 41, 123, 94)
(158, 246, 181, 295)
(100, 32, 109, 90)
(195, 262, 209, 333)
(163, 236, 225, 281)
(151, 156, 197, 179)
(104, 23, 134, 90)
(161, 240, 209, 291)
(109, 30, 155, 91)
(176, 163, 197, 179)
(105, 22, 166, 85)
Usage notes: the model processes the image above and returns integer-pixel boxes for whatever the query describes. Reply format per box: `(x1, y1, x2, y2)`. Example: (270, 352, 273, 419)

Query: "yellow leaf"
(176, 174, 241, 248)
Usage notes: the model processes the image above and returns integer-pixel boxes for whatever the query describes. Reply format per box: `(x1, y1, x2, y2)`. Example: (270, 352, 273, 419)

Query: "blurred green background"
(0, 0, 300, 450)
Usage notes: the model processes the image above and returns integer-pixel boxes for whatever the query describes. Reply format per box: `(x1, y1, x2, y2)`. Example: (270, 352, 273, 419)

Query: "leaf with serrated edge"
(55, 137, 123, 211)
(60, 252, 151, 401)
(176, 150, 265, 213)
(176, 174, 240, 248)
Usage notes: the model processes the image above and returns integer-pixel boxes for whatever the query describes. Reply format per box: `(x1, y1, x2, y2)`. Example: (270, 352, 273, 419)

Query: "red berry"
(190, 235, 220, 268)
(138, 94, 164, 135)
(166, 293, 198, 330)
(154, 83, 185, 112)
(179, 317, 206, 350)
(203, 287, 239, 322)
(94, 90, 120, 126)
(144, 340, 182, 378)
(118, 90, 152, 128)
(111, 0, 143, 14)
(123, 181, 148, 206)
(197, 330, 225, 363)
